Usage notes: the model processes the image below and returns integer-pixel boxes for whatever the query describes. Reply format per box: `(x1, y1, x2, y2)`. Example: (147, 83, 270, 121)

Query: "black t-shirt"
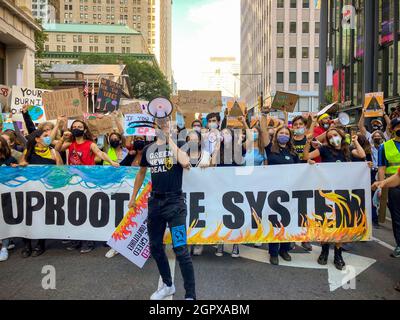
(293, 137, 307, 162)
(140, 141, 183, 193)
(265, 143, 300, 166)
(319, 146, 349, 163)
(0, 156, 17, 166)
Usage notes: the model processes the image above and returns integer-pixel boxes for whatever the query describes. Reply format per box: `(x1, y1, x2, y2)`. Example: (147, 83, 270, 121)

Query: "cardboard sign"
(124, 114, 155, 137)
(226, 100, 246, 128)
(172, 90, 222, 114)
(120, 102, 143, 115)
(364, 92, 385, 118)
(317, 102, 338, 117)
(86, 115, 115, 136)
(10, 86, 50, 115)
(271, 91, 299, 113)
(42, 88, 85, 120)
(0, 85, 11, 111)
(1, 113, 14, 131)
(96, 79, 123, 113)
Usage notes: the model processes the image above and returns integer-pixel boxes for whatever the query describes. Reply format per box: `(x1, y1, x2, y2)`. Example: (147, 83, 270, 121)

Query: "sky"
(172, 0, 240, 91)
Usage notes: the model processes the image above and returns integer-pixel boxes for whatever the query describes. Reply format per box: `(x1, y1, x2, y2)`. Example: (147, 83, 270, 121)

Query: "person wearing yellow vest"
(103, 132, 128, 166)
(378, 117, 400, 258)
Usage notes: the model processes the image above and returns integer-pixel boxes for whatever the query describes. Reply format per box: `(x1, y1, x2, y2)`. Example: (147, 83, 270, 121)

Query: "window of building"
(302, 47, 309, 59)
(303, 0, 309, 8)
(315, 47, 319, 59)
(277, 47, 284, 58)
(290, 47, 296, 58)
(277, 0, 284, 8)
(290, 22, 296, 33)
(277, 72, 284, 83)
(277, 22, 284, 33)
(289, 72, 297, 84)
(290, 0, 297, 8)
(315, 22, 320, 33)
(302, 72, 309, 84)
(315, 72, 319, 83)
(302, 22, 309, 33)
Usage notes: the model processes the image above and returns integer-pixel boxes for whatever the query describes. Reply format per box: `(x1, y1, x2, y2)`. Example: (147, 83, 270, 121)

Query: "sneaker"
(150, 283, 176, 300)
(269, 255, 279, 265)
(254, 243, 262, 248)
(66, 241, 81, 251)
(80, 244, 94, 254)
(31, 246, 45, 257)
(301, 242, 313, 251)
(231, 244, 240, 258)
(215, 244, 224, 257)
(105, 248, 119, 258)
(279, 251, 292, 262)
(7, 241, 15, 250)
(391, 246, 400, 258)
(0, 248, 8, 262)
(192, 245, 203, 256)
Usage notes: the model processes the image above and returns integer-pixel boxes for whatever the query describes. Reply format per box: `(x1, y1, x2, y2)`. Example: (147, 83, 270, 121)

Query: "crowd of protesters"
(0, 102, 399, 293)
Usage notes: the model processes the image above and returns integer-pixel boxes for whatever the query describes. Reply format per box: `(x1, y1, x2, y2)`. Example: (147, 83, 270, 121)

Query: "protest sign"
(27, 105, 46, 123)
(0, 85, 11, 111)
(96, 79, 122, 112)
(0, 163, 372, 245)
(317, 102, 337, 117)
(86, 115, 115, 136)
(1, 113, 14, 131)
(271, 91, 299, 112)
(172, 90, 222, 114)
(42, 88, 85, 120)
(124, 113, 156, 137)
(363, 92, 385, 118)
(226, 100, 246, 128)
(10, 86, 50, 115)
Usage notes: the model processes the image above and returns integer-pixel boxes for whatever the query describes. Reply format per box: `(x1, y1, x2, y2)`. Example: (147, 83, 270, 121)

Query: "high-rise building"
(240, 0, 320, 112)
(205, 57, 240, 98)
(319, 1, 400, 123)
(42, 0, 172, 82)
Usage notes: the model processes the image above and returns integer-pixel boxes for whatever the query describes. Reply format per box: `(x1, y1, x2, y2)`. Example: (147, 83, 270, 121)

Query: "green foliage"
(79, 54, 171, 100)
(35, 64, 60, 90)
(34, 19, 48, 59)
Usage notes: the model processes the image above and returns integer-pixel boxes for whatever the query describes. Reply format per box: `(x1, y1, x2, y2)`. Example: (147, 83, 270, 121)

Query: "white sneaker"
(0, 248, 9, 262)
(105, 248, 119, 258)
(192, 245, 203, 256)
(150, 283, 176, 300)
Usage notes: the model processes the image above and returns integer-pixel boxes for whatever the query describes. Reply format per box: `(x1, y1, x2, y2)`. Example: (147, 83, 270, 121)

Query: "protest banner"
(271, 91, 299, 113)
(124, 113, 156, 137)
(172, 90, 222, 114)
(363, 92, 385, 118)
(86, 115, 115, 136)
(0, 85, 11, 111)
(0, 163, 372, 246)
(96, 78, 122, 112)
(10, 86, 50, 115)
(42, 88, 85, 120)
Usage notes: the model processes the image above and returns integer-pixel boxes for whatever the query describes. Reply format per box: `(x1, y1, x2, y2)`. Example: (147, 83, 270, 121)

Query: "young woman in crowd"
(2, 132, 23, 162)
(263, 124, 300, 265)
(303, 128, 366, 270)
(2, 129, 24, 153)
(56, 120, 120, 253)
(0, 136, 19, 262)
(17, 129, 63, 258)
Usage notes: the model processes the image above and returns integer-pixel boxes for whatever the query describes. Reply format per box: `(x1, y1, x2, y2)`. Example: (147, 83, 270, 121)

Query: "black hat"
(391, 117, 400, 129)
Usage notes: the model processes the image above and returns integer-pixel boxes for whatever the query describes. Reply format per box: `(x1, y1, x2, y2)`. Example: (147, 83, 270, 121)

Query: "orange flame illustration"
(112, 182, 152, 241)
(164, 190, 370, 244)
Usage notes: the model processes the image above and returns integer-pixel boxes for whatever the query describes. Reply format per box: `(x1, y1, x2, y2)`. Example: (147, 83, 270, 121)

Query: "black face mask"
(373, 138, 383, 145)
(396, 130, 400, 138)
(72, 129, 84, 138)
(110, 140, 121, 148)
(133, 140, 145, 151)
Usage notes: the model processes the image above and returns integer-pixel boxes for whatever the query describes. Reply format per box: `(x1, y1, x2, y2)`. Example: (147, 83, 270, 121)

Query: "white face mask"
(209, 123, 219, 130)
(329, 136, 342, 147)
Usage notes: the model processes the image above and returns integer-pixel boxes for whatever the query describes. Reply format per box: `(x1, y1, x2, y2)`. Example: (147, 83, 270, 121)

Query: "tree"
(79, 54, 171, 101)
(35, 64, 60, 90)
(34, 19, 48, 59)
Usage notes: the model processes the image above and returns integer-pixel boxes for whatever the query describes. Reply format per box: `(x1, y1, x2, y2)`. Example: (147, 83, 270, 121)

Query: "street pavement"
(0, 218, 399, 300)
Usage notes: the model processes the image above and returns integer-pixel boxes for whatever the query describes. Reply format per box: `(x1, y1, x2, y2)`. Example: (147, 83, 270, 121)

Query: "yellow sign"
(364, 92, 385, 118)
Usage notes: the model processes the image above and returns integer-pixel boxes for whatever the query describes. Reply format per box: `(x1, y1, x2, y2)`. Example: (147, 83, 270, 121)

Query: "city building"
(319, 0, 400, 123)
(240, 0, 320, 112)
(204, 57, 241, 98)
(0, 0, 41, 88)
(42, 0, 172, 82)
(39, 23, 155, 65)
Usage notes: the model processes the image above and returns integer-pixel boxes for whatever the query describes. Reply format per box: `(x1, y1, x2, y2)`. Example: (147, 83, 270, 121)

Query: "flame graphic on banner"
(112, 182, 152, 241)
(163, 190, 370, 245)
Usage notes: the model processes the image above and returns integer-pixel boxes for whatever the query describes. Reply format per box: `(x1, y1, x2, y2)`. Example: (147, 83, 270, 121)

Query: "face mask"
(323, 124, 330, 130)
(253, 132, 259, 141)
(42, 136, 52, 147)
(277, 135, 290, 145)
(72, 129, 84, 138)
(209, 123, 219, 130)
(133, 140, 146, 151)
(110, 140, 121, 148)
(373, 138, 383, 145)
(293, 128, 305, 136)
(329, 136, 342, 147)
(396, 130, 400, 138)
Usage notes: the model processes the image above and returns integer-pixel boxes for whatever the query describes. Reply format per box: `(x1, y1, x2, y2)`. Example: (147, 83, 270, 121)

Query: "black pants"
(371, 169, 379, 224)
(388, 186, 400, 247)
(148, 194, 196, 299)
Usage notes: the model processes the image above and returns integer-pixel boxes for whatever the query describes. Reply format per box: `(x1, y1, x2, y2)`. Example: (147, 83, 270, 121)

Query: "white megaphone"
(333, 112, 350, 126)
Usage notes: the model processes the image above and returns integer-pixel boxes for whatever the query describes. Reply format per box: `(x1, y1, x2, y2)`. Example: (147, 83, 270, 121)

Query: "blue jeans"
(1, 239, 10, 249)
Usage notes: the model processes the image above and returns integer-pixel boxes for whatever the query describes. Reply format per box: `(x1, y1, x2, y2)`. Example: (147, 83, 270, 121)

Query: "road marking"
(157, 245, 176, 300)
(372, 237, 395, 251)
(223, 244, 376, 292)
